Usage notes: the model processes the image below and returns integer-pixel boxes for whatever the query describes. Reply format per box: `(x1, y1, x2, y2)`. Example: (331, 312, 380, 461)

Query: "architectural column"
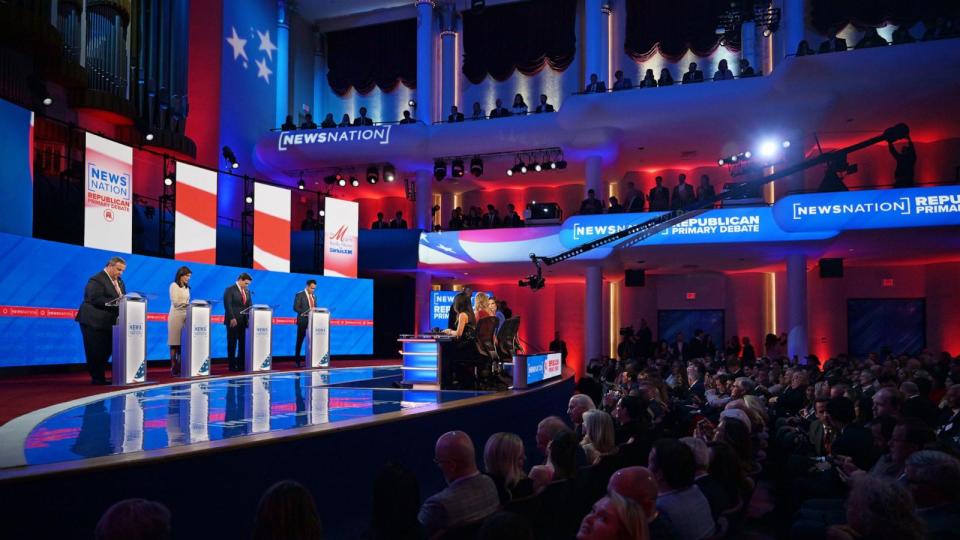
(782, 0, 806, 59)
(415, 0, 436, 123)
(584, 0, 603, 84)
(415, 271, 433, 333)
(440, 191, 454, 229)
(741, 21, 757, 77)
(275, 0, 290, 127)
(415, 169, 433, 230)
(79, 0, 87, 67)
(312, 29, 326, 123)
(786, 253, 809, 361)
(599, 2, 611, 85)
(440, 2, 458, 115)
(585, 265, 603, 364)
(585, 155, 603, 198)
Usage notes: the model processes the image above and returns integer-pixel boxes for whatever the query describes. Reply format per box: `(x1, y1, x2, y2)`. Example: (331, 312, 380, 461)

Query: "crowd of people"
(797, 19, 960, 57)
(446, 204, 526, 231)
(580, 59, 758, 95)
(579, 175, 718, 215)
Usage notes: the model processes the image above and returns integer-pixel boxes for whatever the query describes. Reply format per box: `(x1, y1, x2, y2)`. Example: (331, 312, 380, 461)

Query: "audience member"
(399, 110, 415, 124)
(503, 203, 523, 227)
(300, 113, 317, 130)
(608, 196, 624, 213)
(670, 174, 695, 210)
(367, 463, 424, 540)
(624, 181, 644, 212)
(681, 62, 704, 84)
(321, 113, 337, 128)
(482, 204, 501, 228)
(658, 69, 674, 87)
(579, 189, 605, 215)
(471, 101, 485, 120)
(576, 492, 649, 540)
(535, 94, 555, 113)
(888, 136, 917, 188)
(904, 450, 960, 539)
(738, 58, 756, 77)
(301, 210, 318, 231)
(419, 431, 499, 537)
(252, 480, 323, 540)
(856, 27, 889, 49)
(936, 384, 960, 452)
(825, 475, 925, 540)
(371, 212, 388, 229)
(338, 113, 352, 127)
(281, 114, 297, 131)
(448, 105, 465, 123)
(648, 177, 670, 211)
(512, 94, 529, 115)
(354, 107, 374, 126)
(581, 409, 618, 464)
(490, 98, 511, 118)
(608, 466, 678, 540)
(448, 207, 465, 231)
(95, 498, 172, 540)
(696, 175, 715, 202)
(478, 511, 535, 540)
(391, 211, 408, 229)
(712, 60, 734, 81)
(584, 73, 607, 93)
(796, 40, 815, 56)
(569, 394, 597, 440)
(641, 69, 658, 88)
(681, 437, 733, 520)
(892, 25, 916, 45)
(818, 33, 849, 54)
(612, 70, 633, 91)
(648, 438, 715, 540)
(484, 432, 534, 504)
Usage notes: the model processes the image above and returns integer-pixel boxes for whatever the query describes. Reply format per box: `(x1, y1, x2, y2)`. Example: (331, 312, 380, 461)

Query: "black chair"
(475, 316, 500, 385)
(495, 317, 521, 361)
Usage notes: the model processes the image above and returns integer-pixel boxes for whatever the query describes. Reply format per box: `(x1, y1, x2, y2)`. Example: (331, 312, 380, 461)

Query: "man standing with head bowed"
(293, 279, 318, 368)
(223, 273, 253, 372)
(76, 256, 127, 385)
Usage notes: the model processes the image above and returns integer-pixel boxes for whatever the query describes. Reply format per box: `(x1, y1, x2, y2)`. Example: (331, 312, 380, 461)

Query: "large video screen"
(847, 299, 925, 357)
(657, 310, 725, 351)
(0, 234, 373, 366)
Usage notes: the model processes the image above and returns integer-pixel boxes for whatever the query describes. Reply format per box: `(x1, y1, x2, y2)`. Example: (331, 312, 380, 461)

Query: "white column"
(440, 3, 458, 115)
(585, 155, 603, 199)
(599, 2, 611, 85)
(275, 0, 290, 128)
(786, 253, 808, 361)
(415, 169, 433, 230)
(312, 29, 325, 122)
(585, 265, 603, 363)
(585, 0, 603, 85)
(415, 0, 436, 123)
(783, 0, 806, 59)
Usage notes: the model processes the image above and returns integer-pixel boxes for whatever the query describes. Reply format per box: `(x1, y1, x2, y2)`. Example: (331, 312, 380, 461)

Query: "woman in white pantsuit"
(168, 266, 192, 374)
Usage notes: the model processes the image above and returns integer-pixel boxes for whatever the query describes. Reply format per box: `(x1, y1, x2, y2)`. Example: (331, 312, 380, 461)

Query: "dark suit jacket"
(671, 184, 695, 209)
(535, 103, 555, 113)
(808, 419, 827, 455)
(447, 112, 465, 122)
(76, 271, 126, 329)
(648, 186, 670, 210)
(585, 81, 607, 93)
(689, 379, 706, 400)
(682, 70, 704, 83)
(903, 395, 939, 425)
(502, 213, 523, 228)
(489, 107, 510, 118)
(371, 219, 388, 229)
(353, 116, 374, 126)
(391, 218, 408, 229)
(832, 424, 875, 470)
(223, 284, 252, 328)
(293, 290, 315, 327)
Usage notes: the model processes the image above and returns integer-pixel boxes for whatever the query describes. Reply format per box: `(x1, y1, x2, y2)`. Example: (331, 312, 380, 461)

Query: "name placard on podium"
(180, 300, 212, 377)
(111, 293, 147, 385)
(307, 308, 330, 368)
(245, 304, 273, 372)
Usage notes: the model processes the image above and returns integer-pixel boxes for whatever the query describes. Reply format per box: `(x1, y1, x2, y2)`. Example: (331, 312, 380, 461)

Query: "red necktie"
(111, 279, 122, 296)
(240, 287, 246, 304)
(308, 294, 314, 309)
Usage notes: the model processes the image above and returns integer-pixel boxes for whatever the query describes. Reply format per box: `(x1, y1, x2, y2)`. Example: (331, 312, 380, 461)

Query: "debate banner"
(174, 162, 218, 263)
(324, 197, 359, 278)
(253, 183, 291, 271)
(84, 133, 133, 252)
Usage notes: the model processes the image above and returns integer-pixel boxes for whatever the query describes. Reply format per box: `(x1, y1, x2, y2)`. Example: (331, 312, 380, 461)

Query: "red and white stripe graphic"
(174, 162, 218, 263)
(253, 183, 291, 271)
(0, 304, 372, 326)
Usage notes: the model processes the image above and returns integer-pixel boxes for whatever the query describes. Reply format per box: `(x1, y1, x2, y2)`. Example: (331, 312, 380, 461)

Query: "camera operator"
(617, 326, 639, 362)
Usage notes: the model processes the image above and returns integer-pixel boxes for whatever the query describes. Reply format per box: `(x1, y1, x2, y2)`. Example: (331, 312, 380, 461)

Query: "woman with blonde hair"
(483, 432, 533, 503)
(581, 409, 617, 464)
(577, 491, 649, 540)
(474, 292, 494, 319)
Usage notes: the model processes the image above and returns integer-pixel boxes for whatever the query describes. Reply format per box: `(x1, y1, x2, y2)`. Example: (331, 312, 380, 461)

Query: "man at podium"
(223, 272, 253, 371)
(76, 256, 127, 385)
(293, 279, 318, 367)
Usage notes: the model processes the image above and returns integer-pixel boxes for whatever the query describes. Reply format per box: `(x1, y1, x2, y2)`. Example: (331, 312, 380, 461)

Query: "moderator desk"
(399, 334, 455, 390)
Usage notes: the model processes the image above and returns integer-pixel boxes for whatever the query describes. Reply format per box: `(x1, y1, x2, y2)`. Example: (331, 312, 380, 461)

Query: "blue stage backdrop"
(0, 99, 33, 237)
(0, 233, 373, 367)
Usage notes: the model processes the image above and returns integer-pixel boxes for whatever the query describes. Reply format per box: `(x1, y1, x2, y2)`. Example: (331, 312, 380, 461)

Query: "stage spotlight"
(451, 159, 465, 178)
(520, 162, 528, 174)
(245, 195, 254, 204)
(222, 146, 239, 169)
(145, 133, 155, 142)
(544, 160, 555, 170)
(532, 161, 542, 172)
(163, 174, 174, 186)
(506, 165, 514, 177)
(718, 158, 725, 166)
(297, 179, 305, 190)
(42, 97, 53, 106)
(350, 176, 360, 187)
(731, 155, 738, 162)
(383, 164, 396, 182)
(744, 151, 752, 159)
(758, 140, 778, 159)
(470, 157, 483, 177)
(319, 210, 325, 217)
(367, 165, 379, 184)
(556, 160, 567, 169)
(337, 177, 347, 187)
(434, 159, 446, 181)
(782, 140, 791, 148)
(408, 99, 417, 108)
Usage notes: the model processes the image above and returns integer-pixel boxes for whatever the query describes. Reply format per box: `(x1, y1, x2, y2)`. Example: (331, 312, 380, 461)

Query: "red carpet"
(0, 359, 399, 426)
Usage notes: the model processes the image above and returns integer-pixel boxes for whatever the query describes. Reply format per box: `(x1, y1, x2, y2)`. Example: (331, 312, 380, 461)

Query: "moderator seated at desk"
(441, 293, 483, 389)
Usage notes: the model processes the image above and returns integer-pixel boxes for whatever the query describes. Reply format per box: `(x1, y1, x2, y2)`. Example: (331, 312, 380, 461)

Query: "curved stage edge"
(0, 366, 575, 539)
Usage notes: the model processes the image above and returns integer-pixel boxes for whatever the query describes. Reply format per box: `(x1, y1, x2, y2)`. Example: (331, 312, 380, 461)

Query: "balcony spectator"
(447, 105, 464, 123)
(607, 196, 624, 213)
(584, 73, 607, 93)
(300, 113, 317, 130)
(648, 176, 670, 211)
(612, 70, 633, 91)
(671, 174, 695, 210)
(796, 40, 816, 56)
(818, 32, 848, 53)
(489, 98, 510, 119)
(658, 68, 674, 87)
(502, 204, 523, 227)
(354, 107, 374, 126)
(622, 182, 642, 212)
(466, 206, 482, 228)
(338, 113, 351, 127)
(681, 62, 704, 84)
(640, 69, 657, 88)
(579, 189, 604, 215)
(391, 211, 408, 229)
(301, 210, 318, 231)
(471, 101, 484, 120)
(713, 59, 734, 81)
(892, 25, 916, 45)
(696, 174, 715, 202)
(281, 115, 297, 131)
(889, 136, 917, 187)
(371, 212, 388, 229)
(320, 113, 337, 128)
(448, 207, 464, 230)
(399, 110, 415, 124)
(511, 94, 528, 115)
(523, 203, 533, 220)
(856, 27, 889, 49)
(738, 58, 756, 77)
(482, 205, 502, 228)
(535, 94, 555, 113)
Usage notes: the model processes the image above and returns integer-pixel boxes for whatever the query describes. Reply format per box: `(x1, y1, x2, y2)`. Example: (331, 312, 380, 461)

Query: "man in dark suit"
(293, 279, 317, 368)
(447, 105, 464, 123)
(223, 273, 253, 371)
(353, 106, 374, 126)
(686, 364, 706, 401)
(826, 396, 875, 470)
(371, 212, 388, 229)
(535, 94, 555, 113)
(584, 73, 607, 93)
(390, 211, 408, 229)
(502, 203, 523, 228)
(648, 176, 670, 211)
(935, 384, 960, 453)
(489, 98, 510, 119)
(76, 257, 127, 384)
(671, 174, 695, 210)
(579, 189, 604, 215)
(688, 329, 707, 359)
(681, 62, 704, 84)
(901, 381, 938, 425)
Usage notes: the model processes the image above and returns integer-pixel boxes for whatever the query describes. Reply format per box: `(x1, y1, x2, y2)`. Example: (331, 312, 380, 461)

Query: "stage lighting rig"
(350, 176, 360, 187)
(222, 146, 239, 169)
(451, 158, 465, 178)
(383, 164, 396, 182)
(297, 172, 306, 190)
(367, 165, 379, 184)
(434, 159, 446, 181)
(470, 157, 483, 177)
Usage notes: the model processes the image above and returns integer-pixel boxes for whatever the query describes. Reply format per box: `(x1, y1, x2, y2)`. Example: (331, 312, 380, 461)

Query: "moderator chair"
(495, 317, 521, 362)
(475, 316, 500, 384)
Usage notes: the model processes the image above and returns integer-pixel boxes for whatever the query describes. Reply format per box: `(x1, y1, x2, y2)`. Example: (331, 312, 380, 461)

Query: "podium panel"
(245, 375, 272, 433)
(112, 294, 147, 385)
(245, 305, 273, 372)
(308, 308, 331, 368)
(181, 301, 212, 377)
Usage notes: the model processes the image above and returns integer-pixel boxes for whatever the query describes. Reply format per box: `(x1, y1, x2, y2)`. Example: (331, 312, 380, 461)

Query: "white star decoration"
(256, 57, 273, 84)
(226, 26, 248, 62)
(257, 29, 278, 61)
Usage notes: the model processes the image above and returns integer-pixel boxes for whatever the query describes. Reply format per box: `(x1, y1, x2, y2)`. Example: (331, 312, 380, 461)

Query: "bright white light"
(730, 155, 738, 162)
(782, 140, 791, 148)
(744, 151, 752, 159)
(506, 168, 514, 177)
(145, 133, 155, 141)
(42, 97, 53, 106)
(718, 159, 725, 166)
(319, 210, 325, 217)
(758, 140, 778, 158)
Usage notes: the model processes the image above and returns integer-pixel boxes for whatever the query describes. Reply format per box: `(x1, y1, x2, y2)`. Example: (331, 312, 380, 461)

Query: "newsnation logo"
(277, 126, 392, 151)
(792, 194, 960, 219)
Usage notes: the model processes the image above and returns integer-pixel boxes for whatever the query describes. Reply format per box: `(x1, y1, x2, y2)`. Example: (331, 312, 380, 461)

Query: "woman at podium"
(168, 266, 192, 375)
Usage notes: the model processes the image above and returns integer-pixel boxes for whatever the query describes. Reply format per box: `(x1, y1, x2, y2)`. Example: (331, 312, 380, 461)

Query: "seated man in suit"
(223, 273, 253, 372)
(584, 73, 607, 93)
(371, 212, 388, 229)
(611, 69, 633, 91)
(391, 211, 408, 229)
(447, 105, 465, 123)
(76, 256, 128, 384)
(419, 431, 499, 537)
(681, 62, 704, 84)
(320, 113, 337, 128)
(398, 110, 415, 124)
(535, 94, 555, 113)
(300, 113, 317, 130)
(280, 115, 297, 131)
(353, 106, 374, 126)
(489, 98, 510, 119)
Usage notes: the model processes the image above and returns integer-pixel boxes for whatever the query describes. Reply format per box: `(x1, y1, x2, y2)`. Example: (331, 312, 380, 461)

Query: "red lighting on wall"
(685, 292, 696, 300)
(882, 278, 894, 287)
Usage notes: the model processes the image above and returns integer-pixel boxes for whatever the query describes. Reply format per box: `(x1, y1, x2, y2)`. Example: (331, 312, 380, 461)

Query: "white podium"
(180, 299, 212, 377)
(307, 308, 331, 368)
(110, 293, 147, 385)
(244, 304, 274, 372)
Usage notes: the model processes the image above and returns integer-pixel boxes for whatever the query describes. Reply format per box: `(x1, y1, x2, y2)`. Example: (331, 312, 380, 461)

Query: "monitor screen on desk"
(524, 352, 563, 385)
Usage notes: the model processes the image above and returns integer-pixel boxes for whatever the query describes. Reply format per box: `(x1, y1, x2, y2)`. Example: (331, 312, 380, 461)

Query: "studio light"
(782, 140, 791, 148)
(319, 210, 325, 217)
(544, 160, 555, 170)
(350, 176, 360, 187)
(163, 175, 174, 187)
(408, 99, 417, 108)
(718, 158, 726, 166)
(470, 157, 483, 177)
(297, 179, 305, 190)
(337, 177, 347, 187)
(731, 155, 739, 162)
(367, 165, 379, 184)
(520, 162, 528, 174)
(245, 195, 254, 204)
(145, 133, 155, 142)
(434, 159, 446, 181)
(383, 164, 396, 182)
(222, 146, 239, 169)
(506, 165, 515, 177)
(42, 97, 53, 106)
(758, 140, 778, 159)
(532, 161, 542, 172)
(744, 151, 752, 159)
(451, 159, 465, 178)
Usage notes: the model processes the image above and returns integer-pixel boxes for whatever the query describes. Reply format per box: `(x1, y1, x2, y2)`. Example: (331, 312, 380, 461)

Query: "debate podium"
(244, 304, 274, 372)
(180, 299, 213, 378)
(110, 293, 147, 385)
(399, 334, 454, 390)
(306, 307, 331, 368)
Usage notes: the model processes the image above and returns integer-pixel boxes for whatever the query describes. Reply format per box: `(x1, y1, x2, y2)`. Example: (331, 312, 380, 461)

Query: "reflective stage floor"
(0, 367, 487, 470)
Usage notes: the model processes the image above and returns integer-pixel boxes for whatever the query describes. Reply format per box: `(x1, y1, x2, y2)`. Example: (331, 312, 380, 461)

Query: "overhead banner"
(253, 183, 291, 271)
(324, 197, 359, 278)
(84, 133, 133, 252)
(175, 162, 218, 263)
